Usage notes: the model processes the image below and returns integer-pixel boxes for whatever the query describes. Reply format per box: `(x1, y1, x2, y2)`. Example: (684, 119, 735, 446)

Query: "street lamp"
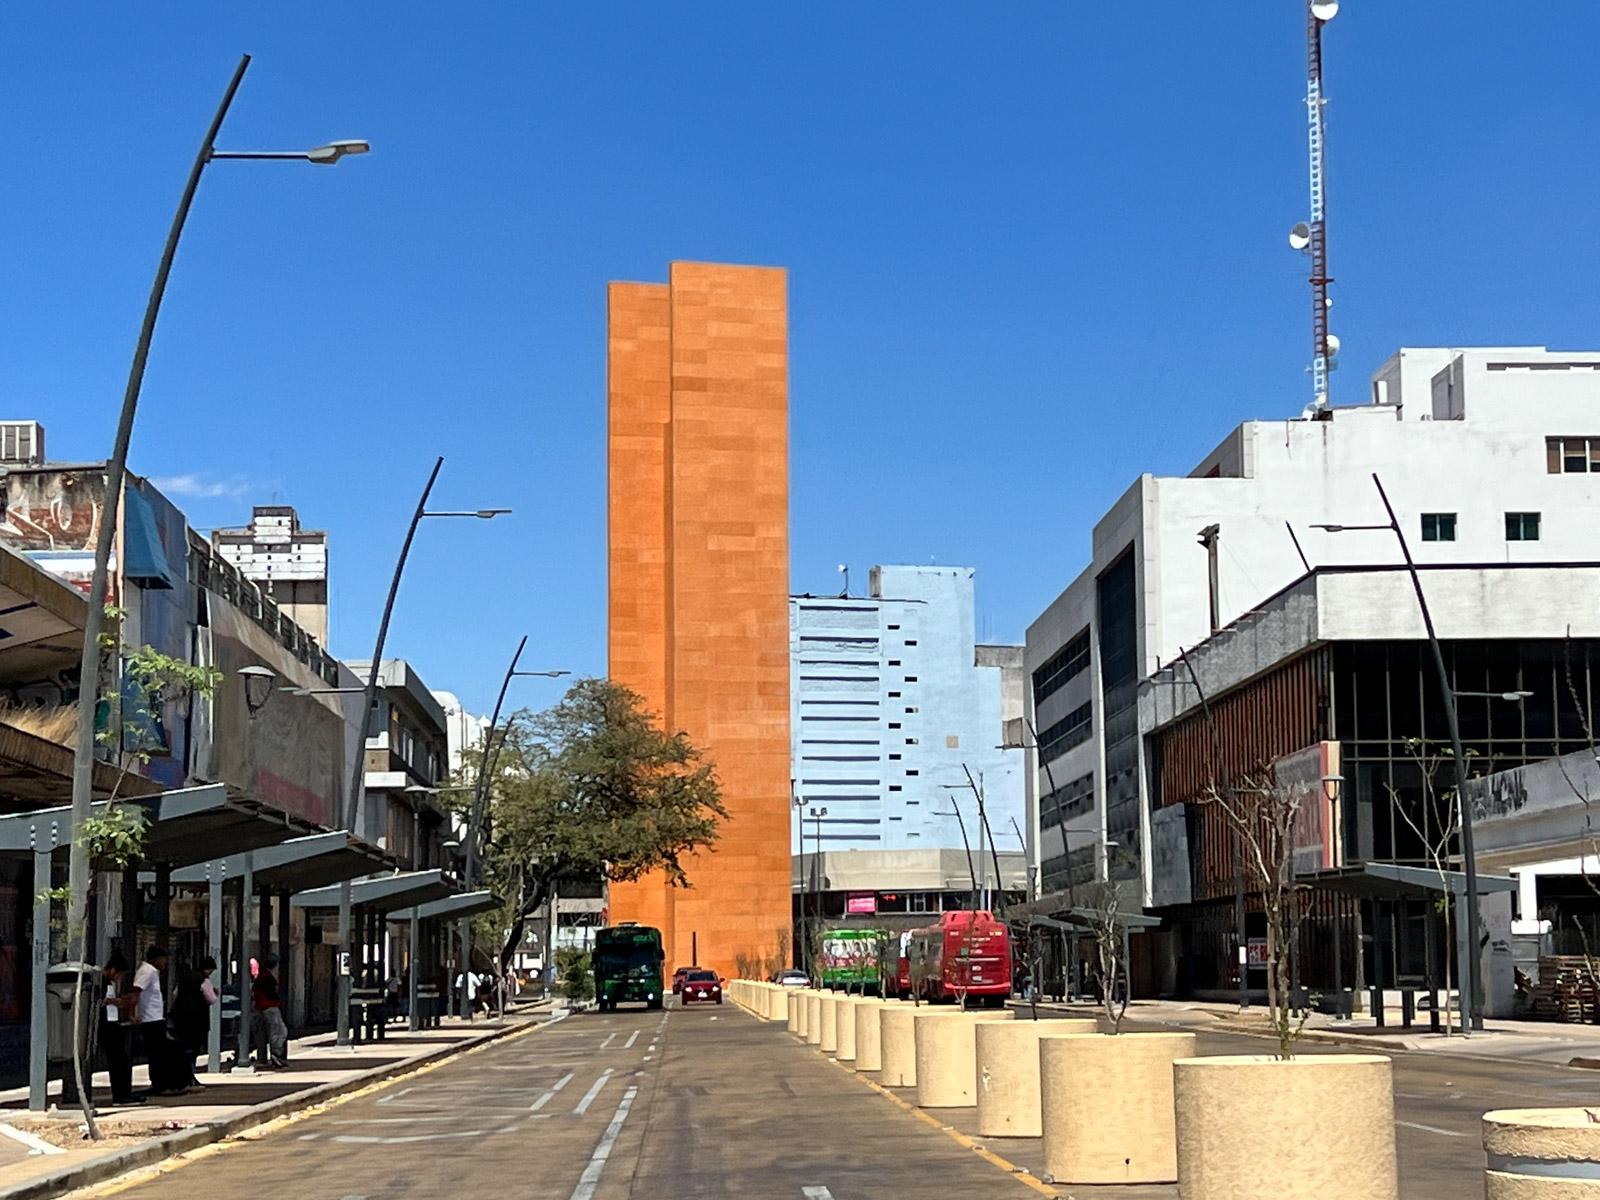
(807, 806, 828, 978)
(210, 138, 371, 165)
(64, 55, 369, 1128)
(237, 665, 276, 716)
(1312, 471, 1489, 1030)
(337, 460, 510, 1045)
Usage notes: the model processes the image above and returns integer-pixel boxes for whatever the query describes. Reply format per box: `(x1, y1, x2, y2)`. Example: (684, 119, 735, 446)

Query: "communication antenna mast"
(1292, 0, 1340, 416)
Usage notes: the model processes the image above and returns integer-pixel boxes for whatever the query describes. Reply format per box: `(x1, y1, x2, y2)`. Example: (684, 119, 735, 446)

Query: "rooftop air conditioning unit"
(0, 421, 44, 466)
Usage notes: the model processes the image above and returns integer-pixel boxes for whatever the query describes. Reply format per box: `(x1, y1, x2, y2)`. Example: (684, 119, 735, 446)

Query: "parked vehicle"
(771, 969, 810, 987)
(679, 969, 723, 1005)
(593, 923, 665, 1011)
(820, 928, 881, 992)
(905, 910, 1013, 1006)
(671, 965, 693, 994)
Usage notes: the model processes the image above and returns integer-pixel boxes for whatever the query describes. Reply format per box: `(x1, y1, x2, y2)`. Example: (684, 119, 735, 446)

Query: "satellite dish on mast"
(1288, 222, 1312, 251)
(1311, 0, 1339, 21)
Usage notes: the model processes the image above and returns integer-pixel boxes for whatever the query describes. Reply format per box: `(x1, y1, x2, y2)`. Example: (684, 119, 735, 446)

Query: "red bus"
(903, 910, 1012, 1006)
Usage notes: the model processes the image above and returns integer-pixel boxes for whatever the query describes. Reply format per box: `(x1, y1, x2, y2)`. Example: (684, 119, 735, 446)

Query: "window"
(887, 624, 900, 630)
(1032, 628, 1091, 704)
(904, 675, 919, 683)
(888, 691, 901, 698)
(905, 706, 919, 713)
(1506, 512, 1541, 542)
(888, 660, 901, 667)
(1421, 513, 1456, 542)
(946, 735, 959, 749)
(889, 753, 901, 760)
(905, 737, 919, 745)
(904, 639, 918, 646)
(1037, 701, 1094, 761)
(888, 722, 901, 729)
(1547, 437, 1600, 474)
(889, 784, 902, 792)
(906, 769, 919, 776)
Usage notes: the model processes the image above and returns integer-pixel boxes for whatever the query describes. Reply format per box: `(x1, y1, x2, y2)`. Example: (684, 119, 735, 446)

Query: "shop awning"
(1014, 907, 1163, 932)
(0, 784, 315, 866)
(1305, 862, 1518, 900)
(172, 831, 391, 893)
(292, 868, 455, 913)
(390, 889, 501, 923)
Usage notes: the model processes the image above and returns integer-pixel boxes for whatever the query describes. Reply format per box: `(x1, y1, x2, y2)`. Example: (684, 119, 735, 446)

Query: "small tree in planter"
(1084, 876, 1130, 1034)
(1200, 772, 1314, 1059)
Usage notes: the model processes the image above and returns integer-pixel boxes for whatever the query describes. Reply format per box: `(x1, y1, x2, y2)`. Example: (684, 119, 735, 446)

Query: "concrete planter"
(835, 997, 859, 1061)
(767, 986, 790, 1023)
(1041, 1032, 1193, 1184)
(977, 1018, 1097, 1138)
(913, 1009, 1015, 1109)
(854, 999, 888, 1073)
(787, 989, 802, 1035)
(1483, 1108, 1600, 1197)
(879, 1003, 922, 1087)
(804, 992, 823, 1045)
(1174, 1054, 1397, 1200)
(819, 993, 841, 1054)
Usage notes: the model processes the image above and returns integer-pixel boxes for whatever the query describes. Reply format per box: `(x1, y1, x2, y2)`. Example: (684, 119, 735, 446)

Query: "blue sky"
(4, 4, 1597, 714)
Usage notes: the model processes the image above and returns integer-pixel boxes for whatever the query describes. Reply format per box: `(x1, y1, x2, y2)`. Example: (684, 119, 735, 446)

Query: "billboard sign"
(846, 892, 877, 915)
(1274, 741, 1343, 876)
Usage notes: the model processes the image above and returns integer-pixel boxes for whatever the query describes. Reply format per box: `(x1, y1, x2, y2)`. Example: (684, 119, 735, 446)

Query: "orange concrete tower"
(606, 261, 791, 979)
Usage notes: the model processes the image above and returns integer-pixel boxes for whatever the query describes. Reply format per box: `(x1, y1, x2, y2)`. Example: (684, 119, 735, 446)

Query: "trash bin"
(46, 962, 101, 1106)
(45, 962, 101, 1062)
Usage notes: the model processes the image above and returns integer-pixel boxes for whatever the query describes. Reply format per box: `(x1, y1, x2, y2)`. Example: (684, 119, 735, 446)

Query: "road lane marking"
(376, 1086, 415, 1106)
(0, 1123, 66, 1155)
(574, 1069, 614, 1115)
(624, 1030, 640, 1049)
(531, 1072, 576, 1111)
(1396, 1120, 1468, 1138)
(802, 1189, 836, 1199)
(568, 1085, 639, 1200)
(599, 1033, 616, 1049)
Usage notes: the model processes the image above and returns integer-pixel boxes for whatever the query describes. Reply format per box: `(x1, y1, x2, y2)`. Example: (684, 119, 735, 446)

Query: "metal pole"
(29, 834, 52, 1111)
(237, 857, 253, 1070)
(462, 636, 527, 1015)
(1175, 645, 1248, 1011)
(339, 456, 445, 1045)
(1372, 473, 1484, 1030)
(408, 809, 421, 1032)
(65, 59, 252, 1119)
(207, 870, 223, 1074)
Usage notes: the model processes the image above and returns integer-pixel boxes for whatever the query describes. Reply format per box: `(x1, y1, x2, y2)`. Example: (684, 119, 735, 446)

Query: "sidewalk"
(0, 1004, 551, 1200)
(1023, 996, 1600, 1065)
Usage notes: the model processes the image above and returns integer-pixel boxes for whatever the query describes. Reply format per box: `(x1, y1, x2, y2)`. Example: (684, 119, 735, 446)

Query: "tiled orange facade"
(606, 262, 791, 979)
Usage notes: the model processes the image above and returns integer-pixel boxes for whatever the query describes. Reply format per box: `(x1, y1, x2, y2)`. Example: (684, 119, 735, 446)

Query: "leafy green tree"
(466, 678, 727, 973)
(556, 948, 594, 1002)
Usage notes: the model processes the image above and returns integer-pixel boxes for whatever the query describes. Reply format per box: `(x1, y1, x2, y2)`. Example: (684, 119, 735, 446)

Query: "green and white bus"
(593, 923, 665, 1011)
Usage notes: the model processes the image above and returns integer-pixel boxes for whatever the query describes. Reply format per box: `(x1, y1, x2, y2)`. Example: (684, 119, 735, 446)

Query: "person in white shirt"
(131, 946, 180, 1095)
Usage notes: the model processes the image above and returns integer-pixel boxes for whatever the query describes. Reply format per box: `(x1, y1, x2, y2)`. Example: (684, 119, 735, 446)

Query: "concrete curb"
(0, 1016, 541, 1200)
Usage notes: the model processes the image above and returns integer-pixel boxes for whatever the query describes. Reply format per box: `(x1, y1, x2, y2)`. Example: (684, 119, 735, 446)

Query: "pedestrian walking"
(100, 951, 143, 1106)
(251, 953, 289, 1068)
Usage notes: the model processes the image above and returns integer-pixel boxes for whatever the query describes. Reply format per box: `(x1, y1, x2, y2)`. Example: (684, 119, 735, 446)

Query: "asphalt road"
(83, 999, 1600, 1200)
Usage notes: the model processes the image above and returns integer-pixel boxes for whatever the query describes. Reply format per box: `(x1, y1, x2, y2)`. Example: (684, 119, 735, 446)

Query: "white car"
(773, 970, 809, 988)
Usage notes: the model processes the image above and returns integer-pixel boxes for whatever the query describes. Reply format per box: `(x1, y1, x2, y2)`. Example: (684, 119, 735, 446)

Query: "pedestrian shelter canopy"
(292, 868, 455, 913)
(1303, 862, 1518, 899)
(172, 830, 391, 893)
(396, 889, 502, 923)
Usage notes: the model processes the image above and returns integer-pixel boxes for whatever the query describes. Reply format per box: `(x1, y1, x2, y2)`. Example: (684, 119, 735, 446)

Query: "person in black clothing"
(100, 951, 144, 1105)
(169, 957, 215, 1089)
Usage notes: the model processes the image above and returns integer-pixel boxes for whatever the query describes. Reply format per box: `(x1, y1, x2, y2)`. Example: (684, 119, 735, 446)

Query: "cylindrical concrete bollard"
(854, 999, 888, 1073)
(977, 1018, 1097, 1138)
(804, 992, 824, 1045)
(914, 1008, 1015, 1108)
(835, 997, 860, 1061)
(819, 992, 841, 1054)
(1174, 1054, 1397, 1200)
(1483, 1108, 1600, 1197)
(1041, 1032, 1193, 1184)
(879, 1003, 922, 1088)
(787, 988, 802, 1035)
(768, 986, 789, 1024)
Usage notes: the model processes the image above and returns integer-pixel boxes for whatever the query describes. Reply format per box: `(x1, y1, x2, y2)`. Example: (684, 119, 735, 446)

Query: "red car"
(671, 966, 693, 995)
(679, 969, 723, 1005)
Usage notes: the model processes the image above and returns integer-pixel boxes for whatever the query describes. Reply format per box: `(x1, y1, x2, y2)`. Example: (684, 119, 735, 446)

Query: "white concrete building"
(212, 506, 329, 644)
(1025, 346, 1600, 906)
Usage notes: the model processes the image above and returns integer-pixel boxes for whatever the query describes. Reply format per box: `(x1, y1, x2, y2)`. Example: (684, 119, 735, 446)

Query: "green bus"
(820, 928, 882, 992)
(593, 923, 665, 1011)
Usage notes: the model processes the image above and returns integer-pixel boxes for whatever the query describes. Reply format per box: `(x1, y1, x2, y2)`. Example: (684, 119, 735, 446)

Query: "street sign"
(1246, 937, 1268, 968)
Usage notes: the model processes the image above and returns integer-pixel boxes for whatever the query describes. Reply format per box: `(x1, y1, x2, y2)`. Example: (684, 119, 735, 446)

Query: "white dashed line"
(802, 1189, 837, 1200)
(530, 1072, 576, 1111)
(623, 1030, 640, 1049)
(568, 1086, 639, 1200)
(1396, 1120, 1468, 1138)
(599, 1033, 616, 1049)
(574, 1069, 614, 1115)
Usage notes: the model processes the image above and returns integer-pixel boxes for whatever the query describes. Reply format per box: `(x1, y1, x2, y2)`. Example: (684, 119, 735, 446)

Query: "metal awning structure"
(1305, 862, 1518, 900)
(1018, 908, 1164, 933)
(172, 831, 391, 893)
(292, 868, 455, 913)
(391, 889, 501, 923)
(0, 783, 316, 866)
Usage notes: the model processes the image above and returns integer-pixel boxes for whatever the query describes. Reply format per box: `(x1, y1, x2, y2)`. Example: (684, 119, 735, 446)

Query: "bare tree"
(1389, 738, 1463, 1036)
(1200, 773, 1313, 1058)
(1084, 876, 1130, 1032)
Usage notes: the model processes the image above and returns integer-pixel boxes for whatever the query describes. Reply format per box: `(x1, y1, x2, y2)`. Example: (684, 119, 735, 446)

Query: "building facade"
(605, 261, 792, 978)
(1025, 346, 1600, 911)
(212, 505, 329, 644)
(790, 564, 1023, 855)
